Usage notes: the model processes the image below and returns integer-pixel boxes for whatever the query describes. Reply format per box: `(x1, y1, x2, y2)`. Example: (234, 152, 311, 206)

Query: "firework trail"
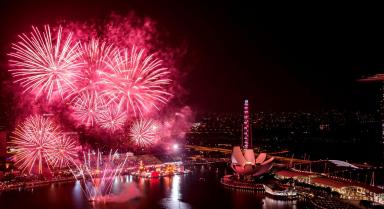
(8, 25, 83, 102)
(98, 106, 127, 133)
(130, 119, 161, 148)
(70, 150, 129, 201)
(102, 47, 172, 117)
(11, 115, 62, 174)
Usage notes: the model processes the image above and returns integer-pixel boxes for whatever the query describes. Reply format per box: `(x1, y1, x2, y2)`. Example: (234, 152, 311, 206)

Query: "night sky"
(1, 1, 384, 113)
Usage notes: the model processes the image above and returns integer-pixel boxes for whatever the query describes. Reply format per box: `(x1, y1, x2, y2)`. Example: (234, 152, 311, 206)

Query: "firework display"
(49, 135, 79, 168)
(97, 106, 127, 133)
(8, 26, 82, 102)
(70, 150, 129, 201)
(130, 119, 160, 148)
(11, 115, 78, 174)
(0, 14, 196, 209)
(101, 47, 172, 116)
(74, 39, 116, 97)
(8, 25, 172, 133)
(71, 91, 106, 127)
(6, 14, 186, 178)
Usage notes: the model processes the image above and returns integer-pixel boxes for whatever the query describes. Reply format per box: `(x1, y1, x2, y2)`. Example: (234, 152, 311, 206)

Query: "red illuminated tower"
(359, 74, 384, 158)
(230, 99, 274, 177)
(242, 99, 252, 149)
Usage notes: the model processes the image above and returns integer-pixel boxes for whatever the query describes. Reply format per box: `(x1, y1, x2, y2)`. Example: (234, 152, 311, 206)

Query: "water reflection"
(111, 176, 120, 194)
(161, 175, 192, 209)
(0, 165, 309, 209)
(262, 197, 297, 209)
(73, 180, 86, 209)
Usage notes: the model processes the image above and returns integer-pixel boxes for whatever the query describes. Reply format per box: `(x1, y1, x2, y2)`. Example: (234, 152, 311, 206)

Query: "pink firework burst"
(74, 39, 116, 97)
(98, 106, 127, 133)
(49, 135, 78, 168)
(130, 119, 161, 148)
(102, 47, 172, 117)
(72, 91, 106, 127)
(8, 25, 83, 102)
(11, 115, 62, 174)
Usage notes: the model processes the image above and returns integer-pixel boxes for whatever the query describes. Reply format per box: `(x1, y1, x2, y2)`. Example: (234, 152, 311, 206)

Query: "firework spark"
(72, 91, 106, 127)
(8, 25, 83, 102)
(98, 106, 127, 133)
(49, 135, 78, 168)
(74, 39, 116, 97)
(130, 119, 160, 148)
(11, 115, 62, 174)
(102, 47, 172, 117)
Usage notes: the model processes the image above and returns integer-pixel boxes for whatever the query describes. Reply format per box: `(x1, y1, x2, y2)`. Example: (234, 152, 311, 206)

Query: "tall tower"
(242, 99, 251, 149)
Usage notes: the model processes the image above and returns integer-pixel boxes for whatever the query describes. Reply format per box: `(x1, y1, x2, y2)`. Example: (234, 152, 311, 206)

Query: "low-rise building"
(275, 169, 384, 204)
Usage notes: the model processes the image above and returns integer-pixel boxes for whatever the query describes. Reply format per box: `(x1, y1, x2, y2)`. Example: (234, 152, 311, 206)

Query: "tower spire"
(243, 99, 251, 149)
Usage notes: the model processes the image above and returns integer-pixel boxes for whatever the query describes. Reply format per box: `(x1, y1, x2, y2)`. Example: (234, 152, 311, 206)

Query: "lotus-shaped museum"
(231, 146, 274, 176)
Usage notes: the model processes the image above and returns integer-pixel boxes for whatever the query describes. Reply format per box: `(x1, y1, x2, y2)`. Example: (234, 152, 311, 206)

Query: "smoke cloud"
(96, 183, 142, 203)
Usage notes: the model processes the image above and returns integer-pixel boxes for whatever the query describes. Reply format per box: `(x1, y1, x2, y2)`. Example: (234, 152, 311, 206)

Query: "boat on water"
(263, 184, 297, 200)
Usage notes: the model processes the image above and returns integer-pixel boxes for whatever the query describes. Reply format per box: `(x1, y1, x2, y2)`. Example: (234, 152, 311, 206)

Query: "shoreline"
(0, 176, 76, 192)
